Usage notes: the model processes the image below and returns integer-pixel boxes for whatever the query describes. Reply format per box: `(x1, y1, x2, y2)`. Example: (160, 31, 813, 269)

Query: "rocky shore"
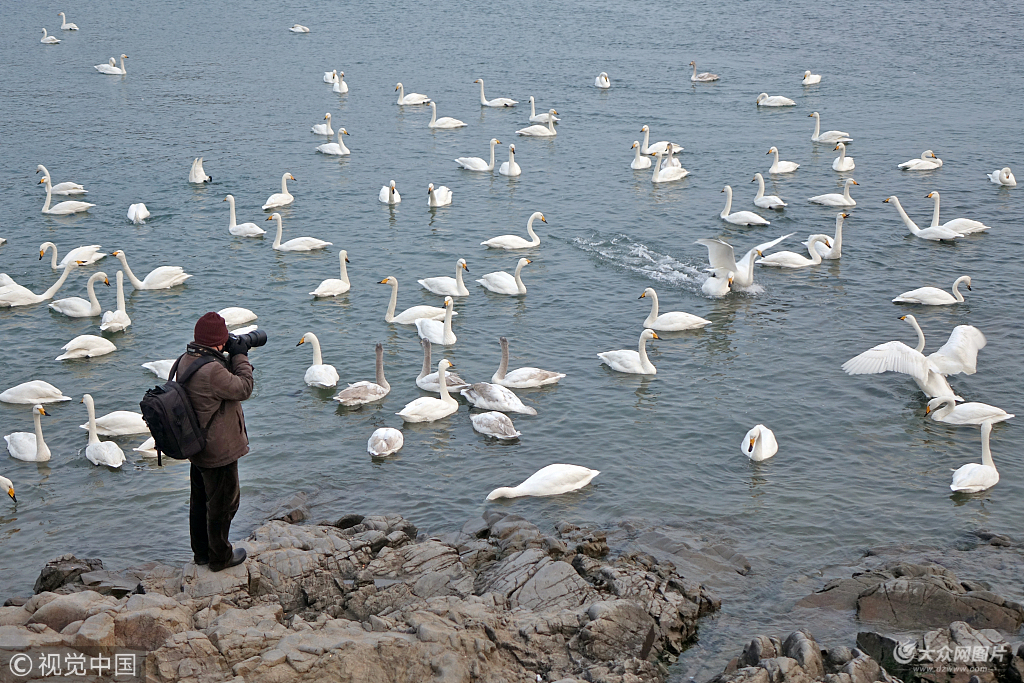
(1, 509, 1022, 683)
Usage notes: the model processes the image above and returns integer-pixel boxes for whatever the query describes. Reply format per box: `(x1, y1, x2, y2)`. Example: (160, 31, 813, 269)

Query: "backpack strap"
(171, 354, 219, 384)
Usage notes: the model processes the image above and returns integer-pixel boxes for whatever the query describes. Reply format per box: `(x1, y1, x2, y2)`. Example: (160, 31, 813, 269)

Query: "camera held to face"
(227, 329, 267, 355)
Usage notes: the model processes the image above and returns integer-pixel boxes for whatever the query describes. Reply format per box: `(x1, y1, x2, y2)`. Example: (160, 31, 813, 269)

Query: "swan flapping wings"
(928, 325, 986, 376)
(843, 325, 986, 380)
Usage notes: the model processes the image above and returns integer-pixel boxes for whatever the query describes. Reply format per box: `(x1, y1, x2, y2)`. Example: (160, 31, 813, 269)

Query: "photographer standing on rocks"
(174, 312, 255, 572)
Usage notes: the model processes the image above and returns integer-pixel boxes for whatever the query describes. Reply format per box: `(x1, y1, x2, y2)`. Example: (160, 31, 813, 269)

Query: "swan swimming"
(266, 213, 332, 251)
(141, 359, 175, 380)
(499, 144, 521, 176)
(111, 250, 192, 289)
(461, 383, 537, 415)
(492, 336, 565, 388)
(477, 258, 530, 295)
(49, 271, 109, 317)
(289, 24, 310, 32)
(39, 242, 104, 269)
(639, 288, 711, 331)
(800, 70, 821, 85)
(95, 54, 128, 75)
(721, 186, 769, 225)
(926, 191, 990, 234)
(100, 271, 131, 332)
(217, 307, 257, 328)
(368, 428, 403, 456)
(324, 69, 337, 83)
(697, 233, 793, 289)
(419, 258, 468, 296)
(651, 148, 688, 183)
(805, 213, 847, 259)
(455, 138, 501, 171)
(756, 235, 831, 268)
(56, 335, 115, 360)
(58, 12, 78, 30)
(475, 78, 517, 107)
(427, 183, 453, 207)
(262, 173, 295, 210)
(4, 405, 51, 462)
(0, 381, 71, 405)
(398, 360, 459, 422)
(0, 261, 83, 307)
(832, 143, 855, 172)
(756, 93, 795, 107)
(752, 173, 786, 209)
(640, 126, 683, 160)
(297, 332, 340, 388)
(417, 339, 470, 392)
(77, 407, 149, 436)
(481, 212, 545, 249)
(595, 72, 611, 88)
(883, 196, 962, 241)
(189, 157, 211, 183)
(310, 250, 350, 297)
(599, 329, 659, 375)
(950, 421, 1000, 493)
(39, 177, 94, 215)
(395, 82, 430, 105)
(516, 114, 557, 137)
(379, 180, 401, 204)
(528, 97, 559, 123)
(926, 397, 1013, 426)
(35, 165, 86, 196)
(893, 275, 971, 305)
(332, 71, 348, 94)
(427, 101, 466, 129)
(223, 195, 265, 236)
(842, 314, 986, 398)
(415, 296, 457, 345)
(631, 142, 652, 170)
(808, 112, 852, 143)
(809, 178, 857, 207)
(690, 61, 719, 82)
(486, 464, 599, 500)
(899, 150, 942, 171)
(316, 128, 350, 155)
(471, 412, 521, 440)
(379, 276, 449, 324)
(41, 29, 60, 44)
(701, 269, 734, 297)
(987, 167, 1015, 186)
(767, 146, 799, 174)
(127, 203, 150, 224)
(311, 112, 334, 136)
(334, 343, 391, 406)
(743, 424, 777, 461)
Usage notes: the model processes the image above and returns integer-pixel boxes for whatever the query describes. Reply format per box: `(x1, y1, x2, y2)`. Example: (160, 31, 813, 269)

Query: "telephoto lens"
(231, 329, 268, 352)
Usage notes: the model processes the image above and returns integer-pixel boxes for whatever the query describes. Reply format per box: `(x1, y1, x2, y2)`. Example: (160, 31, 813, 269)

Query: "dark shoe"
(209, 547, 246, 572)
(193, 556, 209, 566)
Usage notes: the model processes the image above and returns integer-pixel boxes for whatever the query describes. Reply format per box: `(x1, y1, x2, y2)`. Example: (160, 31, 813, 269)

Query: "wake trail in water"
(571, 232, 712, 293)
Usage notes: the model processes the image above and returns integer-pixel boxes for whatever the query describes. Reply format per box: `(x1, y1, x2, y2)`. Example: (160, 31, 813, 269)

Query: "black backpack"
(139, 354, 218, 466)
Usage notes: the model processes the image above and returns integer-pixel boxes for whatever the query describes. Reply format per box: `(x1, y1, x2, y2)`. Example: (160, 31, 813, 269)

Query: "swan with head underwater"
(893, 275, 972, 306)
(95, 54, 127, 75)
(491, 336, 565, 388)
(0, 380, 71, 405)
(296, 332, 340, 388)
(810, 178, 857, 207)
(289, 24, 310, 32)
(528, 97, 559, 123)
(49, 271, 109, 317)
(721, 186, 769, 225)
(883, 196, 962, 241)
(950, 421, 1001, 493)
(486, 464, 599, 500)
(100, 271, 131, 332)
(56, 334, 115, 360)
(367, 428, 403, 456)
(265, 213, 332, 251)
(743, 424, 777, 461)
(471, 412, 521, 440)
(752, 173, 786, 209)
(842, 314, 987, 399)
(189, 157, 211, 183)
(35, 165, 86, 195)
(481, 212, 545, 249)
(127, 203, 150, 224)
(39, 177, 94, 214)
(427, 101, 466, 129)
(415, 296, 457, 345)
(4, 405, 51, 462)
(334, 343, 391, 406)
(379, 276, 450, 324)
(395, 82, 430, 105)
(832, 143, 854, 171)
(316, 128, 350, 155)
(925, 191, 990, 234)
(808, 112, 852, 143)
(455, 138, 501, 171)
(697, 232, 793, 289)
(598, 329, 659, 375)
(379, 180, 401, 204)
(461, 383, 537, 414)
(899, 150, 942, 170)
(419, 258, 468, 296)
(81, 395, 126, 467)
(756, 235, 831, 268)
(110, 250, 191, 290)
(639, 288, 710, 331)
(987, 167, 1016, 186)
(475, 78, 517, 107)
(0, 261, 83, 307)
(398, 360, 459, 422)
(417, 339, 470, 392)
(223, 195, 265, 236)
(311, 250, 350, 297)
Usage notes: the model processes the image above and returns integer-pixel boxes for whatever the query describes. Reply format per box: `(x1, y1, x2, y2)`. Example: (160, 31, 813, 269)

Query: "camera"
(229, 329, 268, 353)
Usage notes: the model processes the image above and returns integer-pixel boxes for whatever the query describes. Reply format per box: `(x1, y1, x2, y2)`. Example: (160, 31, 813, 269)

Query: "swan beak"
(378, 278, 389, 284)
(931, 153, 936, 158)
(807, 113, 814, 117)
(222, 197, 227, 202)
(852, 180, 859, 185)
(39, 177, 46, 184)
(751, 177, 756, 182)
(825, 239, 832, 247)
(967, 284, 972, 291)
(296, 338, 305, 346)
(462, 263, 469, 271)
(720, 188, 725, 193)
(766, 150, 771, 155)
(103, 278, 110, 286)
(651, 332, 659, 339)
(883, 198, 889, 203)
(345, 256, 350, 263)
(899, 315, 907, 320)
(728, 277, 733, 285)
(842, 213, 849, 218)
(290, 175, 297, 181)
(540, 216, 546, 223)
(343, 129, 349, 135)
(925, 192, 933, 198)
(265, 215, 272, 221)
(834, 145, 839, 150)
(749, 438, 756, 450)
(525, 259, 532, 264)
(6, 487, 14, 503)
(324, 114, 329, 119)
(395, 86, 399, 91)
(925, 405, 932, 414)
(38, 251, 43, 260)
(756, 250, 763, 257)
(76, 260, 86, 265)
(39, 407, 49, 416)
(638, 292, 646, 299)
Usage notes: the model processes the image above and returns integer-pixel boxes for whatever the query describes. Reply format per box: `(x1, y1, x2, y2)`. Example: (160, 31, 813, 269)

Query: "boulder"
(27, 590, 117, 632)
(32, 554, 103, 594)
(114, 592, 193, 650)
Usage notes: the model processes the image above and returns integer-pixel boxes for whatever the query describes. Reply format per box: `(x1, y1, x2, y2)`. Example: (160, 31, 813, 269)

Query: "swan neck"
(272, 216, 283, 248)
(86, 273, 101, 309)
(375, 347, 389, 390)
(647, 291, 659, 321)
(478, 80, 486, 104)
(385, 281, 398, 321)
(227, 196, 237, 227)
(634, 145, 642, 162)
(808, 239, 823, 265)
(642, 128, 649, 151)
(397, 84, 404, 103)
(308, 334, 323, 366)
(981, 424, 994, 468)
(890, 198, 919, 233)
(930, 194, 941, 227)
(454, 263, 464, 288)
(638, 334, 653, 371)
(85, 396, 99, 444)
(443, 301, 453, 334)
(952, 277, 965, 302)
(281, 174, 289, 194)
(652, 153, 663, 182)
(42, 264, 74, 299)
(34, 409, 46, 456)
(339, 254, 349, 283)
(525, 216, 540, 244)
(42, 180, 52, 212)
(530, 98, 536, 117)
(843, 181, 853, 200)
(495, 340, 508, 379)
(115, 271, 125, 311)
(488, 141, 496, 170)
(48, 244, 59, 269)
(429, 103, 436, 125)
(117, 254, 145, 289)
(722, 187, 732, 216)
(513, 263, 526, 293)
(419, 342, 431, 380)
(907, 317, 926, 353)
(755, 175, 765, 198)
(548, 118, 555, 133)
(812, 115, 820, 138)
(437, 362, 450, 399)
(838, 145, 846, 161)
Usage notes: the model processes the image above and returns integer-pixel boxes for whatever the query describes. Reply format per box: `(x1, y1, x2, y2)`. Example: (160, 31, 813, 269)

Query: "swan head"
(490, 138, 501, 147)
(340, 250, 349, 263)
(265, 212, 282, 222)
(803, 70, 812, 77)
(389, 180, 397, 193)
(834, 142, 845, 151)
(756, 93, 769, 103)
(808, 111, 819, 118)
(840, 212, 849, 219)
(534, 212, 546, 223)
(508, 144, 515, 155)
(899, 314, 917, 325)
(38, 176, 48, 185)
(961, 276, 972, 291)
(632, 141, 640, 149)
(767, 146, 777, 155)
(924, 150, 935, 158)
(638, 287, 656, 300)
(641, 329, 659, 341)
(33, 404, 49, 417)
(339, 71, 344, 78)
(721, 185, 732, 194)
(0, 475, 14, 503)
(599, 71, 608, 77)
(883, 196, 894, 203)
(379, 276, 397, 286)
(437, 359, 453, 372)
(288, 173, 296, 181)
(457, 258, 468, 271)
(444, 296, 454, 308)
(925, 191, 937, 199)
(323, 113, 331, 120)
(548, 109, 557, 115)
(120, 54, 128, 59)
(640, 125, 650, 133)
(925, 397, 955, 415)
(223, 194, 232, 202)
(848, 179, 858, 186)
(517, 258, 532, 269)
(689, 61, 696, 66)
(395, 83, 402, 91)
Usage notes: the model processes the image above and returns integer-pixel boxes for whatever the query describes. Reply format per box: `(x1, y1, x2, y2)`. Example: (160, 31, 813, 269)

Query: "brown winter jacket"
(175, 348, 254, 469)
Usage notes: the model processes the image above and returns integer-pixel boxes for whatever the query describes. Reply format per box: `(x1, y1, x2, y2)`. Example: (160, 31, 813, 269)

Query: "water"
(2, 0, 1022, 676)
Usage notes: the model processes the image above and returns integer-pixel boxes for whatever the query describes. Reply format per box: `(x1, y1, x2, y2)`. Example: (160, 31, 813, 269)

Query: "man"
(175, 312, 253, 572)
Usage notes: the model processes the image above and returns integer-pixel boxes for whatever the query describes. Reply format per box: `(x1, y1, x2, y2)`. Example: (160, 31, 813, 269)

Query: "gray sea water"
(2, 0, 1022, 677)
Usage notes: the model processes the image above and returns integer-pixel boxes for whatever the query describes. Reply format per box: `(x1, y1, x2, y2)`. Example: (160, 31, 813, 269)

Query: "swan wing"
(477, 272, 518, 293)
(695, 238, 737, 271)
(516, 464, 600, 497)
(470, 411, 521, 439)
(502, 368, 566, 386)
(754, 233, 795, 254)
(841, 341, 929, 384)
(942, 403, 1012, 425)
(368, 428, 403, 456)
(334, 381, 388, 405)
(950, 464, 998, 492)
(928, 326, 986, 376)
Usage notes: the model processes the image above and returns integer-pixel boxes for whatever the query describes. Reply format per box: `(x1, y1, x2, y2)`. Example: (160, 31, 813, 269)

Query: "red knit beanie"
(194, 312, 229, 346)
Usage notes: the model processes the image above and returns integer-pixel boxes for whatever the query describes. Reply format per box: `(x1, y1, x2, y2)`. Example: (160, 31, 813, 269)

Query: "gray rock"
(269, 491, 310, 524)
(334, 513, 364, 529)
(784, 630, 825, 678)
(33, 553, 103, 594)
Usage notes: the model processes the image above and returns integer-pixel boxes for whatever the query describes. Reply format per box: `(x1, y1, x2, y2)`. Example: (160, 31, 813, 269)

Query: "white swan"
(832, 143, 855, 171)
(316, 128, 350, 155)
(721, 186, 769, 225)
(379, 276, 449, 324)
(56, 335, 115, 360)
(950, 421, 999, 493)
(58, 12, 78, 30)
(81, 395, 125, 467)
(461, 383, 537, 414)
(481, 212, 545, 249)
(39, 177, 94, 214)
(599, 329, 659, 375)
(0, 476, 14, 503)
(334, 343, 391, 406)
(223, 195, 264, 236)
(311, 251, 350, 297)
(640, 126, 683, 159)
(455, 138, 501, 171)
(752, 173, 786, 209)
(528, 97, 559, 123)
(368, 428, 403, 456)
(595, 72, 610, 88)
(810, 178, 857, 207)
(743, 424, 778, 461)
(95, 54, 127, 75)
(893, 275, 971, 305)
(415, 296, 457, 345)
(697, 232, 793, 289)
(289, 24, 310, 32)
(987, 167, 1016, 186)
(216, 307, 256, 328)
(926, 191, 990, 234)
(311, 113, 334, 135)
(134, 437, 157, 457)
(690, 61, 719, 82)
(842, 315, 987, 398)
(651, 148, 688, 183)
(486, 464, 599, 500)
(395, 82, 429, 105)
(639, 288, 710, 331)
(492, 336, 565, 388)
(189, 157, 211, 183)
(756, 93, 795, 107)
(927, 397, 1013, 425)
(4, 405, 51, 462)
(767, 146, 799, 174)
(323, 69, 337, 83)
(0, 261, 82, 307)
(756, 235, 831, 268)
(127, 203, 150, 224)
(805, 213, 847, 259)
(398, 360, 459, 422)
(1, 381, 71, 405)
(266, 213, 332, 251)
(471, 412, 521, 440)
(499, 144, 521, 176)
(419, 258, 468, 296)
(78, 408, 148, 436)
(883, 196, 961, 241)
(427, 101, 466, 129)
(332, 71, 348, 94)
(417, 339, 470, 392)
(297, 332, 339, 388)
(50, 271, 108, 317)
(100, 271, 131, 332)
(478, 258, 530, 295)
(631, 142, 652, 170)
(141, 359, 175, 380)
(899, 150, 942, 171)
(800, 70, 821, 85)
(39, 242, 104, 269)
(262, 173, 296, 210)
(808, 112, 851, 143)
(516, 115, 556, 137)
(703, 270, 732, 297)
(41, 28, 60, 44)
(427, 183, 452, 207)
(35, 165, 86, 195)
(112, 250, 192, 289)
(379, 180, 401, 204)
(475, 78, 517, 107)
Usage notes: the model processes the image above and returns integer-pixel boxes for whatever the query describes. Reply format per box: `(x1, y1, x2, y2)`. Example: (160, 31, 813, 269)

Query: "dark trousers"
(189, 462, 240, 566)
